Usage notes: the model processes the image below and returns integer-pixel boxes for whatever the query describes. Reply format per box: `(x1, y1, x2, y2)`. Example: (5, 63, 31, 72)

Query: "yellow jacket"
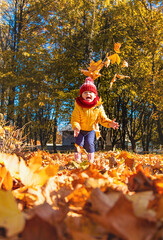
(71, 100, 112, 139)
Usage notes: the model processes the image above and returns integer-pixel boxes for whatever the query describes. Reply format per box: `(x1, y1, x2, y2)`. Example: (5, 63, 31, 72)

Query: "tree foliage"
(0, 0, 162, 151)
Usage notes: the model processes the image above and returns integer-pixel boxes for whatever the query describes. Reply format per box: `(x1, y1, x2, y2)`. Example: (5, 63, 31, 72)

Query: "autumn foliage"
(0, 150, 162, 240)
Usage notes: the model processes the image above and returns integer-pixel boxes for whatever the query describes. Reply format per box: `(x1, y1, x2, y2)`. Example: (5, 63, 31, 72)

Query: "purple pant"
(75, 130, 96, 153)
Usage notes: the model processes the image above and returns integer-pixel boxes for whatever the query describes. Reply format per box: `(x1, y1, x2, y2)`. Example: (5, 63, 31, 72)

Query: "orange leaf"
(0, 153, 20, 179)
(114, 42, 121, 53)
(0, 166, 13, 190)
(104, 57, 111, 67)
(153, 176, 163, 194)
(21, 215, 58, 240)
(19, 159, 59, 187)
(28, 151, 43, 171)
(75, 143, 87, 154)
(127, 166, 154, 192)
(81, 59, 103, 80)
(110, 74, 117, 88)
(108, 53, 121, 65)
(66, 186, 90, 207)
(116, 74, 130, 79)
(87, 195, 156, 240)
(88, 59, 104, 72)
(121, 60, 128, 68)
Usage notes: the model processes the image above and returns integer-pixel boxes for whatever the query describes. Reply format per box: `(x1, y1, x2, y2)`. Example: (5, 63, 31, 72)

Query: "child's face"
(81, 91, 96, 102)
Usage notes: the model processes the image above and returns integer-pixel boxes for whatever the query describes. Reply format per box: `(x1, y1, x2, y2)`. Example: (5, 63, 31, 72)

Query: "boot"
(74, 152, 82, 163)
(87, 152, 94, 164)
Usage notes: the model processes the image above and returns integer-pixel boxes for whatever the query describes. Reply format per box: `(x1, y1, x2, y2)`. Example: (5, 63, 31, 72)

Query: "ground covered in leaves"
(0, 150, 163, 240)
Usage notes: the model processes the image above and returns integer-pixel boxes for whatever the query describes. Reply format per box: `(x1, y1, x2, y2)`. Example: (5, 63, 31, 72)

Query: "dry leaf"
(81, 59, 104, 80)
(0, 153, 20, 179)
(86, 195, 157, 240)
(114, 42, 121, 53)
(116, 74, 130, 79)
(110, 74, 117, 88)
(121, 60, 128, 68)
(108, 53, 121, 65)
(0, 190, 25, 237)
(21, 215, 58, 240)
(66, 187, 90, 207)
(0, 166, 13, 190)
(19, 159, 59, 187)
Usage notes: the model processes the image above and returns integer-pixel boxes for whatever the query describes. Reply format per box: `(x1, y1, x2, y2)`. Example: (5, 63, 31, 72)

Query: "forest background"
(0, 0, 162, 153)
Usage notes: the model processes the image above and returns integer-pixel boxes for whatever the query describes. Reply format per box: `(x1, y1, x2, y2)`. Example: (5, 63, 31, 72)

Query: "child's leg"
(84, 131, 96, 163)
(74, 152, 82, 163)
(74, 131, 84, 162)
(87, 152, 95, 163)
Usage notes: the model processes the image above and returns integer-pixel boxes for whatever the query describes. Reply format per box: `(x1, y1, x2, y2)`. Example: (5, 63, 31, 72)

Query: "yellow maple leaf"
(88, 59, 104, 72)
(19, 159, 59, 187)
(0, 190, 25, 237)
(81, 59, 104, 80)
(108, 53, 121, 65)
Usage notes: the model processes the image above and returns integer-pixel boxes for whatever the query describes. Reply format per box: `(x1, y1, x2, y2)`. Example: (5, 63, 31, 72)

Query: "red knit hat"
(79, 77, 98, 96)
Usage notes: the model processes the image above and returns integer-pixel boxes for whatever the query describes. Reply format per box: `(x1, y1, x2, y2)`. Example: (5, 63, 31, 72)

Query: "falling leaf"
(110, 74, 117, 88)
(104, 57, 111, 67)
(108, 53, 121, 65)
(116, 74, 130, 79)
(0, 190, 25, 237)
(114, 42, 121, 53)
(88, 59, 104, 72)
(121, 60, 128, 68)
(80, 69, 101, 80)
(81, 59, 104, 80)
(75, 144, 87, 154)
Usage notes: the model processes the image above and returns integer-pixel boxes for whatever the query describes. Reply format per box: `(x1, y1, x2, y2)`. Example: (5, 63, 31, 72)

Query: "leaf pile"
(0, 150, 163, 240)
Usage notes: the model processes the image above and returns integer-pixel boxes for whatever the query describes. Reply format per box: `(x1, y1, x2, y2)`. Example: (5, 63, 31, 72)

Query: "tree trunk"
(53, 117, 57, 153)
(153, 104, 163, 145)
(121, 100, 127, 150)
(87, 0, 96, 63)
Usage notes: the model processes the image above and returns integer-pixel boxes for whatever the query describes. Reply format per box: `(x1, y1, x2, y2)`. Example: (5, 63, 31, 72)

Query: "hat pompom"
(85, 77, 94, 84)
(79, 77, 98, 96)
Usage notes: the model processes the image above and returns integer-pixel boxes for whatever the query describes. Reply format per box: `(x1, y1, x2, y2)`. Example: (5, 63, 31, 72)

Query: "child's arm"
(71, 103, 81, 136)
(98, 106, 119, 129)
(109, 118, 119, 130)
(74, 127, 80, 137)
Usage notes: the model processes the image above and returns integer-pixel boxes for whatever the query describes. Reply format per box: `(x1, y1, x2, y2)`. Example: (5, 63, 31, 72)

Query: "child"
(71, 77, 119, 163)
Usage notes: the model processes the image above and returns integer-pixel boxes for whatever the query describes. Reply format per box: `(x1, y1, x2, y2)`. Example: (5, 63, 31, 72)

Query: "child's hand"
(110, 119, 119, 130)
(74, 127, 80, 137)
